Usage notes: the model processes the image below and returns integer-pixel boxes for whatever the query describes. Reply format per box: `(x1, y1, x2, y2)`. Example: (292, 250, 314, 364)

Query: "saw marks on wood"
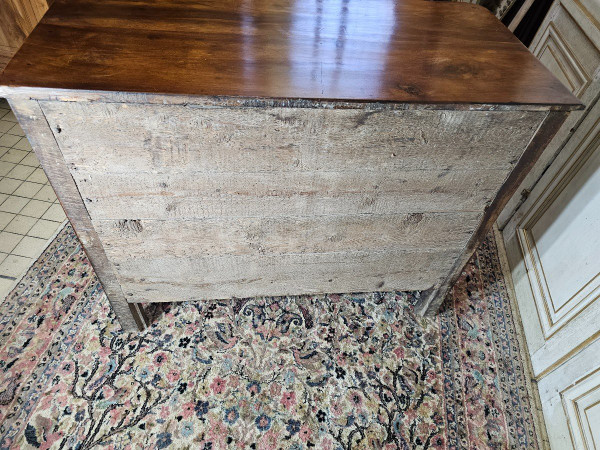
(75, 169, 506, 219)
(32, 101, 545, 303)
(40, 103, 546, 173)
(112, 248, 458, 303)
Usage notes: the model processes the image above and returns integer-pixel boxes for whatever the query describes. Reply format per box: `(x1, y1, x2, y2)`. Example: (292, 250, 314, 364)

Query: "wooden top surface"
(0, 0, 582, 108)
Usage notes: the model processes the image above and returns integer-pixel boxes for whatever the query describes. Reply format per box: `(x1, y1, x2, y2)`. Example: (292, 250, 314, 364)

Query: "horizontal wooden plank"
(40, 102, 545, 173)
(93, 213, 481, 259)
(113, 248, 459, 303)
(0, 88, 579, 110)
(77, 169, 507, 219)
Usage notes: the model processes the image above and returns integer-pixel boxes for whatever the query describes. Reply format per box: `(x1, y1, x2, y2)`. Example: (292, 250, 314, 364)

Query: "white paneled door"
(500, 0, 600, 448)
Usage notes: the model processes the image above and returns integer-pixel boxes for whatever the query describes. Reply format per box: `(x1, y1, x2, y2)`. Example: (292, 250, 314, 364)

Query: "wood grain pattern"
(94, 213, 481, 259)
(0, 46, 16, 72)
(0, 0, 581, 108)
(111, 249, 458, 303)
(6, 98, 147, 332)
(75, 169, 508, 220)
(0, 0, 51, 71)
(414, 110, 569, 316)
(33, 99, 555, 322)
(42, 104, 542, 223)
(40, 102, 547, 173)
(498, 0, 600, 230)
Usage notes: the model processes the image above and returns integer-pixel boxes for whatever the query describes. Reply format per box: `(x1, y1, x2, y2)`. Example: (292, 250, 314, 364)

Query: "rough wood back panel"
(35, 101, 548, 304)
(94, 213, 481, 259)
(40, 102, 546, 173)
(74, 170, 507, 220)
(111, 249, 458, 303)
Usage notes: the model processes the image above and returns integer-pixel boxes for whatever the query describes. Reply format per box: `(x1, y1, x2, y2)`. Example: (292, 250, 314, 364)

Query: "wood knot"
(116, 219, 143, 234)
(405, 213, 423, 225)
(395, 84, 422, 96)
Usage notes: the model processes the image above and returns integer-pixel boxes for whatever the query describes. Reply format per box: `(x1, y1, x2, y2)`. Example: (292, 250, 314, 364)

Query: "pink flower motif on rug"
(0, 226, 540, 449)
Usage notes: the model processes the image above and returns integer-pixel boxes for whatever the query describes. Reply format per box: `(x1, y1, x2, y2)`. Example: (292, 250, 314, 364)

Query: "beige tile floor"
(0, 98, 66, 298)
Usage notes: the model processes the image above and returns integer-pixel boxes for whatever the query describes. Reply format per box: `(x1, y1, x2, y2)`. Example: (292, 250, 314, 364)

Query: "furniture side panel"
(7, 98, 143, 331)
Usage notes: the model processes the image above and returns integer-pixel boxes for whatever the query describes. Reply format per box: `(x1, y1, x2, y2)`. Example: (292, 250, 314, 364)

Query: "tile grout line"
(0, 100, 65, 298)
(0, 220, 68, 297)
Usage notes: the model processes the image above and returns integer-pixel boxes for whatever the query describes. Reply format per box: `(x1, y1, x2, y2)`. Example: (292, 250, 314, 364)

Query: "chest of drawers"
(0, 0, 581, 330)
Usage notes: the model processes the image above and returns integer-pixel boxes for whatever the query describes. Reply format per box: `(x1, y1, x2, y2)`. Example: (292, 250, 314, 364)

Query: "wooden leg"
(9, 98, 150, 334)
(106, 301, 148, 332)
(126, 303, 150, 331)
(414, 284, 450, 317)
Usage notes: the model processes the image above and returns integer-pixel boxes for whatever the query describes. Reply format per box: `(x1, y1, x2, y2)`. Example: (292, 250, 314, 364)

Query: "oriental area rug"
(0, 224, 542, 449)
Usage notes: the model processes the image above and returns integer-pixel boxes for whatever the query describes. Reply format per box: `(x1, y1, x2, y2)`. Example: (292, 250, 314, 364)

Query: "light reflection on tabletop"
(0, 0, 582, 106)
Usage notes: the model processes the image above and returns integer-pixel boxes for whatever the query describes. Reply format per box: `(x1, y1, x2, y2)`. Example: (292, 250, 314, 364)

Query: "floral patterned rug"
(0, 224, 540, 449)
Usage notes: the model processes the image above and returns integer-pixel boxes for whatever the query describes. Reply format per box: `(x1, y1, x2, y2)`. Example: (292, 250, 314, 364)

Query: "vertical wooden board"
(39, 102, 546, 173)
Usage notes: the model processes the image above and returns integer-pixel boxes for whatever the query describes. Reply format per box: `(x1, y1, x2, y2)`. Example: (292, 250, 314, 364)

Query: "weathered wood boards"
(60, 169, 506, 219)
(17, 99, 552, 329)
(94, 214, 481, 259)
(111, 249, 459, 303)
(41, 103, 545, 174)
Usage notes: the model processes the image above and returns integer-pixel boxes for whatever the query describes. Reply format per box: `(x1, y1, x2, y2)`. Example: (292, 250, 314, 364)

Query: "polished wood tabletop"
(0, 0, 581, 107)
